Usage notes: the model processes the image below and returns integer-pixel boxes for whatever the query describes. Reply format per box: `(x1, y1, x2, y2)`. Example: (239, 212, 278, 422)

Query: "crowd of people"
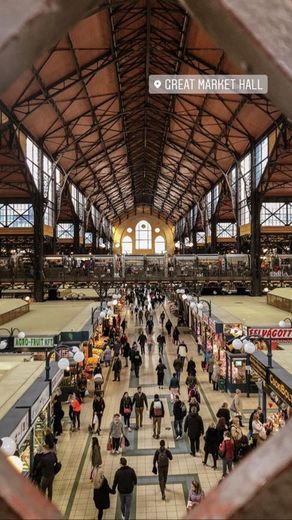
(37, 286, 280, 518)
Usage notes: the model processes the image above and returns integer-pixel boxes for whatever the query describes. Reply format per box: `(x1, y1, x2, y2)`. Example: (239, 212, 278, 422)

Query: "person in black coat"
(186, 358, 196, 376)
(203, 424, 219, 468)
(93, 467, 114, 520)
(216, 402, 231, 426)
(53, 394, 64, 436)
(119, 392, 133, 430)
(122, 342, 131, 367)
(184, 408, 204, 456)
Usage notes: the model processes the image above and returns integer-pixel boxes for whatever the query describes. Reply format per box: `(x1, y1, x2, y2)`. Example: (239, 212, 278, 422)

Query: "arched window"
(122, 235, 132, 254)
(155, 235, 166, 254)
(135, 220, 152, 249)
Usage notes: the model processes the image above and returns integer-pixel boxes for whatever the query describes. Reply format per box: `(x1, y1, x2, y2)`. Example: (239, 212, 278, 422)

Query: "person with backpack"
(156, 358, 167, 388)
(219, 431, 235, 477)
(150, 394, 165, 439)
(134, 306, 139, 321)
(165, 319, 172, 336)
(153, 440, 173, 500)
(112, 355, 122, 382)
(184, 407, 204, 456)
(173, 394, 187, 440)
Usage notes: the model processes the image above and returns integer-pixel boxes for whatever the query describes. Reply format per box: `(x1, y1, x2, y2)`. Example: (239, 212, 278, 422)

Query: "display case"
(225, 351, 258, 393)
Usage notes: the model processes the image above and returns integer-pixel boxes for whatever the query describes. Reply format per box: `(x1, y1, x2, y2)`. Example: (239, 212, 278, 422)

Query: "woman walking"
(109, 413, 124, 454)
(92, 394, 105, 434)
(203, 423, 219, 469)
(93, 466, 114, 520)
(90, 437, 102, 480)
(119, 392, 133, 432)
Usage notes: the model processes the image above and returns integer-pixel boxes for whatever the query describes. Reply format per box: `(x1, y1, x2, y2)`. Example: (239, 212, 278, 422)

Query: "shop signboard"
(10, 411, 29, 447)
(14, 336, 54, 349)
(58, 330, 89, 343)
(268, 369, 292, 407)
(250, 352, 269, 381)
(248, 327, 292, 340)
(51, 368, 64, 392)
(31, 385, 50, 424)
(208, 317, 223, 335)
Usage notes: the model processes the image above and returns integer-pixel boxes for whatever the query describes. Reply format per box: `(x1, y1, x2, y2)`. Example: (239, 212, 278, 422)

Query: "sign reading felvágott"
(14, 336, 54, 348)
(248, 328, 292, 339)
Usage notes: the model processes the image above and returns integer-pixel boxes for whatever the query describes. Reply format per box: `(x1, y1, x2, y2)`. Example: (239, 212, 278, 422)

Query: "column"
(250, 161, 262, 296)
(92, 228, 97, 254)
(210, 214, 217, 253)
(73, 220, 80, 253)
(33, 190, 44, 302)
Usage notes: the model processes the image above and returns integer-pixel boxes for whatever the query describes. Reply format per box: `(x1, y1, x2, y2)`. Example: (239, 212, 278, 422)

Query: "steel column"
(250, 148, 262, 295)
(210, 214, 217, 253)
(73, 221, 80, 253)
(33, 190, 44, 302)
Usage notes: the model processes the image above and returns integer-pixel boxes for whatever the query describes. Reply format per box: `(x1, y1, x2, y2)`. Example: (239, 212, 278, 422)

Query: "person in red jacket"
(219, 431, 234, 477)
(72, 392, 82, 431)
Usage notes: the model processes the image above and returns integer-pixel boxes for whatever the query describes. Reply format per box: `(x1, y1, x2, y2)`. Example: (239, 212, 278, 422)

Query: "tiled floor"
(53, 301, 259, 519)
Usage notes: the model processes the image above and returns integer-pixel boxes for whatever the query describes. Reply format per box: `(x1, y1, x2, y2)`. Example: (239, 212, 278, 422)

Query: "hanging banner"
(248, 328, 292, 340)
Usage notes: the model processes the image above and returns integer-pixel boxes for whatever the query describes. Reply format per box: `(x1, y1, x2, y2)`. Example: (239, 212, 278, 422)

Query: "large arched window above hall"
(122, 236, 132, 254)
(135, 220, 152, 250)
(155, 235, 166, 254)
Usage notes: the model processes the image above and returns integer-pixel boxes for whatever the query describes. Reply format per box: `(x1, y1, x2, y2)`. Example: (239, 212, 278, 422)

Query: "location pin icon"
(154, 79, 161, 89)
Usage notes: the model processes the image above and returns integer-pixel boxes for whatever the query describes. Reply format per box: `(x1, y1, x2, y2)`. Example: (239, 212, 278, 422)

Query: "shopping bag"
(119, 437, 125, 449)
(107, 439, 112, 451)
(92, 413, 98, 425)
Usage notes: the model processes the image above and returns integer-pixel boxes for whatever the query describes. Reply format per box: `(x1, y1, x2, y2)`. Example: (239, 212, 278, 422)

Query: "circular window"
(141, 224, 146, 229)
(127, 227, 132, 233)
(155, 227, 160, 233)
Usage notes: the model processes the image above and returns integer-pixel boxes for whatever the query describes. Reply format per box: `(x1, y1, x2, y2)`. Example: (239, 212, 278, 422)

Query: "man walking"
(177, 341, 188, 367)
(184, 406, 204, 456)
(38, 445, 58, 501)
(173, 355, 183, 383)
(157, 333, 166, 357)
(137, 330, 147, 355)
(133, 386, 148, 429)
(150, 394, 165, 439)
(173, 394, 186, 440)
(153, 440, 173, 500)
(112, 457, 137, 520)
(132, 347, 142, 378)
